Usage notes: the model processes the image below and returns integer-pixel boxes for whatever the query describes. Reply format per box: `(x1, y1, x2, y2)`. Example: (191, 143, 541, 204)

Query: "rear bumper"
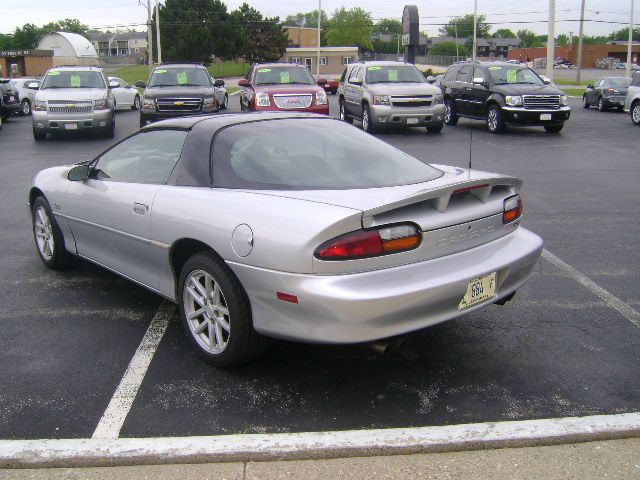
(370, 104, 445, 127)
(502, 106, 570, 125)
(229, 227, 543, 344)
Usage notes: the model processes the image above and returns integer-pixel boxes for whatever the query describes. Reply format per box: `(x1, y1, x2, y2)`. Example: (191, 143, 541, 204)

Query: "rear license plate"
(406, 117, 419, 125)
(64, 123, 78, 130)
(540, 113, 552, 121)
(458, 272, 497, 310)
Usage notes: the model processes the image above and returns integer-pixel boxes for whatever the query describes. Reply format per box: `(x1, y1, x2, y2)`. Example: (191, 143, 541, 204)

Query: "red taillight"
(503, 195, 523, 224)
(315, 224, 421, 260)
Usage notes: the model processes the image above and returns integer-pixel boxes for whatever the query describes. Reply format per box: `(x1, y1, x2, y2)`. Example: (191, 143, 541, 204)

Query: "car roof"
(253, 62, 306, 68)
(357, 61, 416, 67)
(154, 63, 207, 69)
(48, 66, 104, 71)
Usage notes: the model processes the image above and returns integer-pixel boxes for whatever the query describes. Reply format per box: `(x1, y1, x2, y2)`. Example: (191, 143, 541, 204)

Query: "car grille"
(391, 95, 432, 107)
(522, 95, 561, 110)
(156, 98, 202, 112)
(47, 100, 94, 113)
(273, 94, 312, 109)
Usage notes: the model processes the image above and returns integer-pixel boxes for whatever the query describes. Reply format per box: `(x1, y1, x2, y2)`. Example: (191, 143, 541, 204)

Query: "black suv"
(0, 78, 22, 126)
(135, 63, 221, 128)
(441, 61, 571, 133)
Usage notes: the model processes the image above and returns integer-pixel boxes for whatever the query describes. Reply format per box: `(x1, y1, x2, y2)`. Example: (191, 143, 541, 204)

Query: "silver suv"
(624, 70, 640, 125)
(338, 61, 445, 133)
(32, 66, 115, 141)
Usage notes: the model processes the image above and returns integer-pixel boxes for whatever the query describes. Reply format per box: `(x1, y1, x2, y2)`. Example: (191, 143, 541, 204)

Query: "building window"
(319, 56, 327, 66)
(305, 58, 312, 69)
(289, 57, 300, 64)
(342, 57, 352, 65)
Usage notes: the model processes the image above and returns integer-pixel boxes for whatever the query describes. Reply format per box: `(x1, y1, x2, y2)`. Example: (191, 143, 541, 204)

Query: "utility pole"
(472, 0, 477, 62)
(455, 23, 459, 59)
(140, 0, 153, 68)
(316, 0, 321, 78)
(155, 0, 162, 64)
(576, 0, 586, 82)
(546, 0, 556, 80)
(627, 0, 635, 78)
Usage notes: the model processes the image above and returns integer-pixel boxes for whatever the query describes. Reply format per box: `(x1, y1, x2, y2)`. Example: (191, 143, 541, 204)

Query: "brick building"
(508, 43, 640, 68)
(0, 49, 53, 77)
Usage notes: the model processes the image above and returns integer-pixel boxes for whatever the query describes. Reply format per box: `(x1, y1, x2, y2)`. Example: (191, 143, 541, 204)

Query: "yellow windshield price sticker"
(70, 75, 81, 87)
(177, 72, 188, 84)
(368, 66, 381, 70)
(488, 66, 501, 71)
(388, 69, 398, 81)
(258, 68, 271, 73)
(155, 69, 167, 74)
(48, 71, 60, 76)
(280, 71, 290, 83)
(507, 69, 517, 83)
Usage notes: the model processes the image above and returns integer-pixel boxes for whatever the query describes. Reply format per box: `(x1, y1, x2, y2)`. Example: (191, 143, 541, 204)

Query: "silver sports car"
(29, 112, 543, 367)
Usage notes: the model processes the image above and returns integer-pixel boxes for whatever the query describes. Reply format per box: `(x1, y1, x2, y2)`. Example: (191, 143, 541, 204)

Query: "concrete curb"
(1, 412, 639, 469)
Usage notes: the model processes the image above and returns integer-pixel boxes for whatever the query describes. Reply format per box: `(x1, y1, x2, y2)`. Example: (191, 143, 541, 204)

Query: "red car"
(322, 79, 339, 94)
(238, 63, 329, 115)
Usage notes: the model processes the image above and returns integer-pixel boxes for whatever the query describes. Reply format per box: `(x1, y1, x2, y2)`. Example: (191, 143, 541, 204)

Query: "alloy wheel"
(362, 107, 370, 131)
(487, 108, 498, 131)
(632, 103, 640, 125)
(444, 102, 451, 123)
(183, 269, 231, 355)
(33, 206, 54, 261)
(21, 99, 31, 115)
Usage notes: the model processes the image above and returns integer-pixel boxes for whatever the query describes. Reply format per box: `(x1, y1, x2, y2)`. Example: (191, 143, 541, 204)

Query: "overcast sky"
(1, 0, 638, 38)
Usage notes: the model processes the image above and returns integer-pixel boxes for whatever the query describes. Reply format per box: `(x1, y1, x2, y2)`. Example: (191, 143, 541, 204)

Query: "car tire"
(103, 114, 115, 138)
(426, 123, 443, 133)
(544, 124, 564, 133)
(221, 93, 228, 110)
(361, 104, 374, 133)
(33, 127, 46, 141)
(339, 99, 352, 124)
(21, 99, 31, 116)
(444, 99, 458, 126)
(582, 96, 589, 108)
(133, 95, 141, 110)
(178, 251, 271, 367)
(598, 97, 606, 112)
(486, 104, 506, 133)
(632, 101, 640, 125)
(32, 196, 73, 269)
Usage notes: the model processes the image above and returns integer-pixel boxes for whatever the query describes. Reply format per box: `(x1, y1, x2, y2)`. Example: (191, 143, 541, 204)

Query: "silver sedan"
(28, 112, 543, 367)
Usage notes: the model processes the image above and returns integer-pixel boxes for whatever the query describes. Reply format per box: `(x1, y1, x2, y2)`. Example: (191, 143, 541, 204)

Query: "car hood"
(253, 84, 323, 94)
(143, 86, 215, 98)
(368, 82, 440, 95)
(492, 84, 565, 96)
(36, 88, 107, 101)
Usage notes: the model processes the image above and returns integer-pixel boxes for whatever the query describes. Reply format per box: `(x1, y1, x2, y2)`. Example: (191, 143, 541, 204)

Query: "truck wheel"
(444, 99, 458, 126)
(631, 102, 640, 125)
(486, 105, 506, 133)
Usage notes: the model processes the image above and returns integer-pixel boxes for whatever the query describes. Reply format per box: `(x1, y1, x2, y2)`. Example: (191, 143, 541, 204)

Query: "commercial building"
(283, 46, 359, 76)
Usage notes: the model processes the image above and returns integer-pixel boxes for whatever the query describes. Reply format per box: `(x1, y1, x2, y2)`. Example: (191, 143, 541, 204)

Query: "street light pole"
(472, 0, 477, 62)
(626, 0, 635, 78)
(576, 0, 586, 83)
(317, 0, 321, 79)
(155, 0, 162, 64)
(546, 0, 556, 80)
(140, 0, 153, 68)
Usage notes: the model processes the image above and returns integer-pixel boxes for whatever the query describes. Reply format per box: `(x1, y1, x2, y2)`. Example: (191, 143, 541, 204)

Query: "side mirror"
(540, 76, 551, 85)
(426, 75, 436, 83)
(68, 165, 90, 182)
(214, 79, 225, 87)
(109, 80, 120, 89)
(586, 84, 593, 89)
(238, 79, 250, 87)
(472, 77, 485, 85)
(134, 80, 146, 88)
(27, 81, 40, 90)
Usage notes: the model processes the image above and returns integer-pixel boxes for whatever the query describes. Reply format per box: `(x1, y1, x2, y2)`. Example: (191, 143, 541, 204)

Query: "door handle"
(133, 202, 148, 215)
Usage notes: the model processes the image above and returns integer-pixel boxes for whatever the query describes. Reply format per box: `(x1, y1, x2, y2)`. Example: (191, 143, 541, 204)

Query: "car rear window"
(212, 118, 442, 190)
(607, 78, 631, 88)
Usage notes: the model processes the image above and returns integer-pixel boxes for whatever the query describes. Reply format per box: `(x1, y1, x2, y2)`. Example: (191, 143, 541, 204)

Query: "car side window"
(456, 65, 472, 83)
(348, 66, 362, 84)
(593, 80, 603, 88)
(339, 67, 347, 83)
(94, 130, 188, 184)
(443, 66, 459, 82)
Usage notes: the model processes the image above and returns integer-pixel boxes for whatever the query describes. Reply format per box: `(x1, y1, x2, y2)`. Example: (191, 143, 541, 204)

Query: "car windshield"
(606, 78, 631, 88)
(365, 65, 425, 83)
(254, 67, 315, 85)
(41, 71, 105, 89)
(148, 68, 210, 87)
(487, 66, 544, 85)
(213, 118, 443, 190)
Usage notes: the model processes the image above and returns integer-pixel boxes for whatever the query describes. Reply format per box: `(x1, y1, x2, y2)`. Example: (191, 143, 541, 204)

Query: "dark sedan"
(583, 77, 632, 111)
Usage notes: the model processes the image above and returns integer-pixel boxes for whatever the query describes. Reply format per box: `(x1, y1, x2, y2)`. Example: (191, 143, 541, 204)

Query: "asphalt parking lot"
(0, 94, 638, 442)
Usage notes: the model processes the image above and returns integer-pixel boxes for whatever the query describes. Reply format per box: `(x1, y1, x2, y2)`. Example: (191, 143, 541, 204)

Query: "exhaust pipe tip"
(495, 291, 516, 306)
(370, 336, 407, 355)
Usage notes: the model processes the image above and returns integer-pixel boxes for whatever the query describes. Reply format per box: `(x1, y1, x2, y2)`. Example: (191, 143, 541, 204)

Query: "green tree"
(41, 18, 89, 36)
(517, 29, 543, 48)
(439, 14, 491, 39)
(12, 23, 42, 49)
(373, 18, 402, 35)
(0, 33, 13, 50)
(608, 27, 640, 42)
(154, 0, 236, 63)
(493, 28, 516, 38)
(430, 41, 467, 57)
(231, 3, 289, 63)
(555, 33, 569, 46)
(325, 7, 373, 50)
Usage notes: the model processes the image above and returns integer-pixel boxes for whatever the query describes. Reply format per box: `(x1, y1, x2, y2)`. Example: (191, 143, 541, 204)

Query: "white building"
(37, 32, 98, 66)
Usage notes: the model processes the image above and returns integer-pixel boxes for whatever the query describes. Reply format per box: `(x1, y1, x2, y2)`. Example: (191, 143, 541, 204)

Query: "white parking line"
(542, 249, 640, 329)
(2, 412, 639, 468)
(92, 301, 173, 440)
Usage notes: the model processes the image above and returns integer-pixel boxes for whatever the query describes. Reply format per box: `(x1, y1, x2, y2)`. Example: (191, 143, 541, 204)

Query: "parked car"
(0, 78, 22, 121)
(108, 76, 141, 110)
(338, 61, 445, 133)
(209, 75, 228, 109)
(238, 63, 329, 115)
(32, 66, 115, 140)
(583, 77, 631, 111)
(9, 77, 40, 115)
(440, 61, 570, 133)
(28, 112, 542, 367)
(624, 70, 640, 125)
(321, 78, 339, 94)
(135, 63, 220, 128)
